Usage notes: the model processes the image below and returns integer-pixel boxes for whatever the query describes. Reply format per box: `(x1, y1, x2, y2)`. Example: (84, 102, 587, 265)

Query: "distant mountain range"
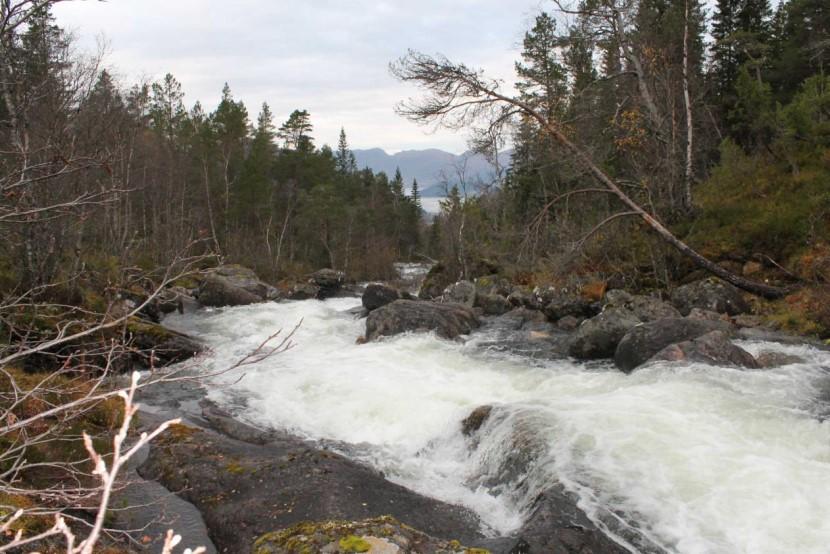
(353, 148, 513, 197)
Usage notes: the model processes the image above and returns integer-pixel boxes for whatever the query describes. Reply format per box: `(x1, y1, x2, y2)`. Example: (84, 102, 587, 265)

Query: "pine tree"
(335, 127, 357, 173)
(390, 167, 405, 201)
(410, 178, 422, 210)
(515, 12, 568, 122)
(277, 109, 314, 152)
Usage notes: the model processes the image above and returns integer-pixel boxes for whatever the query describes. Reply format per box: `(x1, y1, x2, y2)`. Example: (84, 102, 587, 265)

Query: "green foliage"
(686, 139, 830, 261)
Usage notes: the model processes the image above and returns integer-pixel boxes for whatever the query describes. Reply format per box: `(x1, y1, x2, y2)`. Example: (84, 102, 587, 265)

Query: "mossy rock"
(252, 516, 482, 553)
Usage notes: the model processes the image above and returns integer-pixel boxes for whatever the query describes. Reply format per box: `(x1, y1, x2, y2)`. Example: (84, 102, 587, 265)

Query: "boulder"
(125, 319, 202, 367)
(287, 282, 321, 301)
(648, 330, 759, 369)
(604, 289, 680, 321)
(197, 265, 277, 307)
(364, 300, 479, 341)
(614, 318, 733, 372)
(556, 315, 582, 331)
(542, 292, 599, 321)
(418, 264, 455, 300)
(670, 278, 750, 316)
(507, 288, 543, 311)
(687, 308, 728, 321)
(474, 275, 512, 297)
(474, 292, 511, 316)
(362, 283, 402, 311)
(441, 280, 476, 307)
(311, 268, 345, 298)
(568, 307, 642, 359)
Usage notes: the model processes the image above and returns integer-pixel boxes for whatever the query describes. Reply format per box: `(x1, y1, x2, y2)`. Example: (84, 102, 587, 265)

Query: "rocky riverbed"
(122, 264, 830, 554)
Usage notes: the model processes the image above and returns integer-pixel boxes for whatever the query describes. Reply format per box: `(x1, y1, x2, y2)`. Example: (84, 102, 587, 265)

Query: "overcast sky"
(53, 1, 547, 153)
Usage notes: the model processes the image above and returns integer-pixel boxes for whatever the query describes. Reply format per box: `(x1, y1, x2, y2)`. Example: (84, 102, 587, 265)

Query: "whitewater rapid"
(163, 296, 830, 554)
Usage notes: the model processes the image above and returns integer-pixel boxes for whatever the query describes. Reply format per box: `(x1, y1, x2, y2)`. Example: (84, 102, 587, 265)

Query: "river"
(163, 294, 830, 554)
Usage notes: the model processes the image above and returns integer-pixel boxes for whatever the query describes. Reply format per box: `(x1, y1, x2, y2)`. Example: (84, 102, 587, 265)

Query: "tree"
(391, 50, 787, 297)
(212, 83, 249, 245)
(236, 102, 275, 223)
(335, 127, 357, 173)
(277, 109, 314, 152)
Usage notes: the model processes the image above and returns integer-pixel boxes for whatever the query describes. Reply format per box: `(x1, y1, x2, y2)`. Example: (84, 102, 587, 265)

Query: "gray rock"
(568, 307, 642, 359)
(442, 280, 476, 307)
(418, 264, 455, 300)
(687, 308, 728, 321)
(461, 405, 493, 436)
(288, 282, 321, 300)
(604, 289, 680, 321)
(474, 292, 511, 316)
(126, 320, 202, 367)
(508, 485, 630, 554)
(364, 299, 479, 341)
(648, 330, 758, 369)
(197, 265, 277, 307)
(311, 268, 345, 298)
(311, 268, 345, 288)
(556, 315, 582, 331)
(362, 283, 402, 311)
(139, 426, 485, 552)
(542, 293, 598, 321)
(671, 278, 750, 316)
(507, 289, 543, 311)
(614, 318, 733, 372)
(756, 351, 805, 368)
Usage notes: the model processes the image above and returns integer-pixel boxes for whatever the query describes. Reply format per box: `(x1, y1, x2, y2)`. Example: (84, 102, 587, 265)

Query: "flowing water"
(163, 293, 830, 554)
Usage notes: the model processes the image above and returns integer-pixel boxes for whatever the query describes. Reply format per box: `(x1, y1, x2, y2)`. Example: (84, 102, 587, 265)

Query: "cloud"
(54, 0, 544, 153)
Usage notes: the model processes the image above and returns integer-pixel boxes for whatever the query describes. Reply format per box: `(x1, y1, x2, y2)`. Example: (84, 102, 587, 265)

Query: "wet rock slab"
(138, 425, 485, 552)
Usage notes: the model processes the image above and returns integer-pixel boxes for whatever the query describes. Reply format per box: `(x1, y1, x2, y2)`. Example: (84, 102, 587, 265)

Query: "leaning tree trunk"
(538, 117, 788, 299)
(488, 91, 791, 299)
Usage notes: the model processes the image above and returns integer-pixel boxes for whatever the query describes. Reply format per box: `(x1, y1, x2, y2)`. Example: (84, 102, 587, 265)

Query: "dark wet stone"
(364, 299, 479, 341)
(614, 318, 733, 372)
(648, 330, 759, 369)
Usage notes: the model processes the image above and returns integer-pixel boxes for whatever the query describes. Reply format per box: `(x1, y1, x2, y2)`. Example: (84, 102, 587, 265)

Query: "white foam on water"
(164, 298, 830, 553)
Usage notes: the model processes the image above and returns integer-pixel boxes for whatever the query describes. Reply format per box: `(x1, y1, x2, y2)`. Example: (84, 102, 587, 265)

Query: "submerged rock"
(461, 405, 493, 436)
(197, 265, 278, 307)
(756, 351, 805, 368)
(364, 299, 479, 341)
(670, 278, 750, 316)
(614, 318, 733, 372)
(648, 330, 759, 369)
(509, 485, 630, 554)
